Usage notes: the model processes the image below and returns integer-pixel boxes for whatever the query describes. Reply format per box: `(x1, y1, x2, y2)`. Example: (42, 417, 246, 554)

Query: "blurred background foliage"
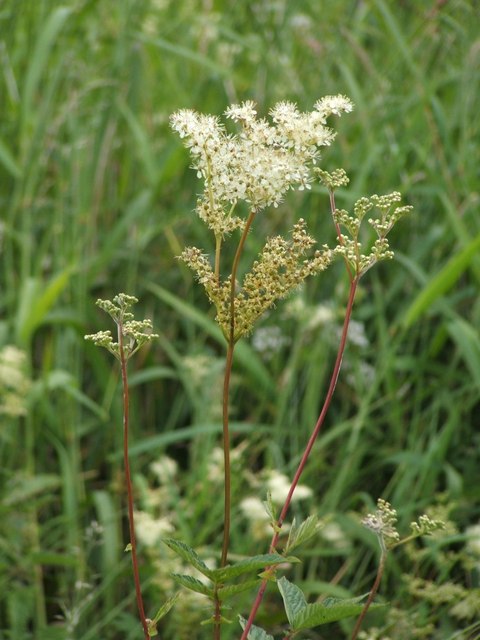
(0, 0, 479, 638)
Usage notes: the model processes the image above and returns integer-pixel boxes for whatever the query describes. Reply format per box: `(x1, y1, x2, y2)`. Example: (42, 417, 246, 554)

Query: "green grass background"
(1, 0, 479, 638)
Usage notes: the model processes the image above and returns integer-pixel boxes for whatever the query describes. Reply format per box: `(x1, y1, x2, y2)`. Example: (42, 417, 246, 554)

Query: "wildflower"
(85, 294, 158, 360)
(171, 98, 353, 219)
(134, 511, 174, 547)
(362, 499, 400, 548)
(265, 470, 312, 504)
(150, 456, 178, 485)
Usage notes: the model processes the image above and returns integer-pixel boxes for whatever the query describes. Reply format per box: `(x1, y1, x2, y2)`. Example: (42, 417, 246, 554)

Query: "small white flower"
(171, 96, 354, 222)
(150, 456, 178, 485)
(265, 470, 312, 504)
(134, 511, 174, 547)
(240, 497, 270, 522)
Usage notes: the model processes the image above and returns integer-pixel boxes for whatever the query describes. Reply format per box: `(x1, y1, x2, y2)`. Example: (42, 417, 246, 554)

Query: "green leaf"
(402, 233, 480, 328)
(148, 593, 180, 635)
(4, 474, 60, 505)
(212, 554, 298, 583)
(0, 137, 21, 178)
(238, 616, 274, 640)
(292, 593, 383, 630)
(30, 551, 78, 567)
(117, 99, 158, 187)
(16, 267, 75, 346)
(285, 515, 320, 553)
(447, 317, 480, 385)
(277, 577, 307, 626)
(22, 6, 72, 127)
(171, 574, 214, 598)
(162, 539, 214, 580)
(262, 492, 280, 531)
(217, 579, 260, 600)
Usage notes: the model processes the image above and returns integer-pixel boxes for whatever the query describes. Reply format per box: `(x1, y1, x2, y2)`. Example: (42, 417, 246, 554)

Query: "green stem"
(118, 322, 150, 640)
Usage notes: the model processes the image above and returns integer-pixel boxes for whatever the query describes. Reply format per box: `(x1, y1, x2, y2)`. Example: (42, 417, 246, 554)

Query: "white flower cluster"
(171, 96, 353, 230)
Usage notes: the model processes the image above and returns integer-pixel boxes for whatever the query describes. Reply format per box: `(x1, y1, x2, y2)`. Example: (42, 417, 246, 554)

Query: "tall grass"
(0, 0, 479, 638)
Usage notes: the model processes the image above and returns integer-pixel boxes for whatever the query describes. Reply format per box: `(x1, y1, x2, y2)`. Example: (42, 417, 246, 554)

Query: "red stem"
(350, 547, 387, 640)
(119, 323, 150, 640)
(240, 276, 359, 639)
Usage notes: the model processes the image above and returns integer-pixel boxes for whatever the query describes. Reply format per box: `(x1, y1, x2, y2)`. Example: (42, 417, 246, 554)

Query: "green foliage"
(147, 593, 180, 637)
(238, 616, 274, 640)
(278, 577, 383, 631)
(284, 515, 321, 554)
(164, 537, 298, 603)
(1, 0, 478, 638)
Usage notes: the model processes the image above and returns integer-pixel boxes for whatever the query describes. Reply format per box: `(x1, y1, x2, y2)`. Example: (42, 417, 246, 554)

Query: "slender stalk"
(329, 188, 354, 281)
(220, 208, 257, 568)
(240, 276, 359, 640)
(220, 339, 235, 568)
(215, 233, 222, 283)
(118, 322, 150, 640)
(214, 210, 256, 639)
(350, 544, 387, 640)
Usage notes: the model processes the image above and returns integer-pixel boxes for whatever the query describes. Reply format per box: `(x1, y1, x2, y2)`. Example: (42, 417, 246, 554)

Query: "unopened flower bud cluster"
(182, 219, 332, 341)
(410, 514, 446, 537)
(85, 293, 158, 360)
(329, 189, 412, 277)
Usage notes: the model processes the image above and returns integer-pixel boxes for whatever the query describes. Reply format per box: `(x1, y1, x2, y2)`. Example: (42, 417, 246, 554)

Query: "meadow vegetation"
(0, 1, 479, 639)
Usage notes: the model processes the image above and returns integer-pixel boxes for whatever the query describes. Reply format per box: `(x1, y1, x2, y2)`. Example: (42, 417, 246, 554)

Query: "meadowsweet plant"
(169, 98, 412, 640)
(85, 294, 162, 639)
(171, 98, 355, 595)
(86, 98, 413, 639)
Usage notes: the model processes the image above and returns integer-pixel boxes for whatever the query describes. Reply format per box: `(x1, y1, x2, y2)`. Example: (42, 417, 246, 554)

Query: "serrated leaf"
(285, 515, 320, 553)
(238, 616, 274, 640)
(292, 593, 384, 630)
(277, 577, 307, 626)
(162, 539, 214, 579)
(171, 573, 214, 598)
(217, 578, 260, 600)
(212, 554, 297, 583)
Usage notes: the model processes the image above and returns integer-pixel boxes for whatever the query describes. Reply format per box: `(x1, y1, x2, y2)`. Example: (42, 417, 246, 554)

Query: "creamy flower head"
(134, 510, 174, 547)
(171, 97, 354, 221)
(150, 455, 178, 485)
